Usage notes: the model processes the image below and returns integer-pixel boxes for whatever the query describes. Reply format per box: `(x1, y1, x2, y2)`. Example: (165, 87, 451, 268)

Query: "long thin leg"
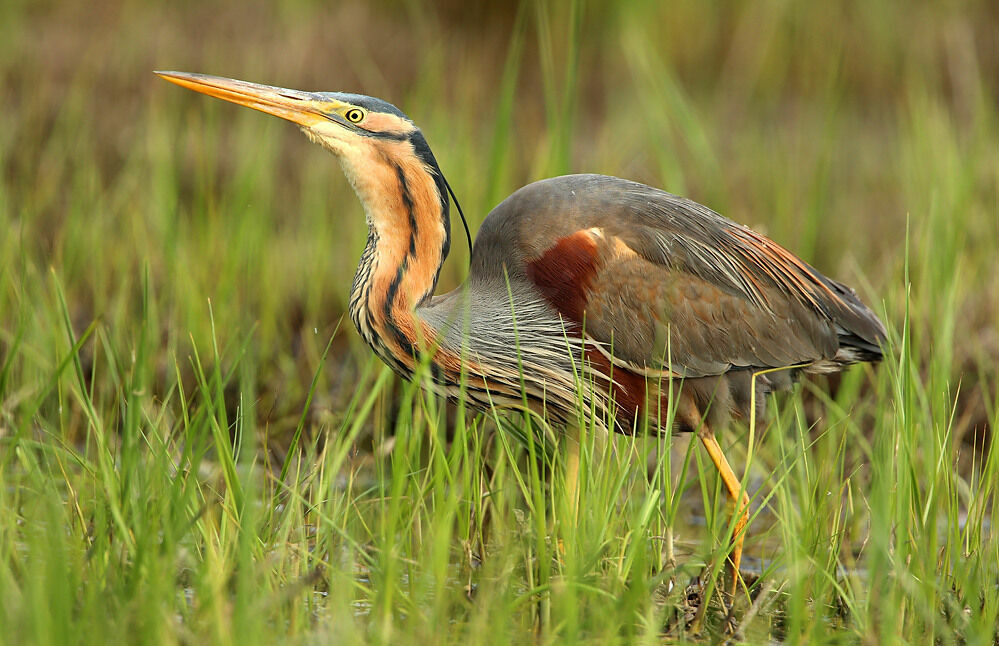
(698, 430, 750, 596)
(682, 401, 750, 597)
(556, 423, 581, 561)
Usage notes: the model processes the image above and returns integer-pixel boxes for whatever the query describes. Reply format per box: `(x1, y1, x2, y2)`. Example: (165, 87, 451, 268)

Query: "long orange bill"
(154, 70, 345, 128)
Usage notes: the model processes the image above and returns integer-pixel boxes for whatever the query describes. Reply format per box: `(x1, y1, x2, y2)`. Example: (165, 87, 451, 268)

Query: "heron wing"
(483, 174, 885, 378)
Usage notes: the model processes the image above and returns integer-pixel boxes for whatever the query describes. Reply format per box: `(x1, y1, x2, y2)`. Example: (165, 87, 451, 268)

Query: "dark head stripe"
(408, 131, 451, 264)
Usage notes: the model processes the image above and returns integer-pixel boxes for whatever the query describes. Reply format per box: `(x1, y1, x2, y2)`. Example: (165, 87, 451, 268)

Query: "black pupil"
(349, 110, 361, 122)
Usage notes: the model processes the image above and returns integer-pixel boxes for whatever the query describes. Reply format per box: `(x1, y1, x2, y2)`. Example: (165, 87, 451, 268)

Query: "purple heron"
(156, 71, 886, 594)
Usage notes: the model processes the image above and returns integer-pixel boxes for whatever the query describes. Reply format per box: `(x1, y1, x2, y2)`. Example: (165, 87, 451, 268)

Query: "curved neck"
(340, 135, 451, 371)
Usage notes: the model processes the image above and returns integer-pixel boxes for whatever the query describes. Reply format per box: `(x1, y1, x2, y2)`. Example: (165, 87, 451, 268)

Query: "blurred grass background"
(3, 0, 997, 441)
(1, 0, 998, 643)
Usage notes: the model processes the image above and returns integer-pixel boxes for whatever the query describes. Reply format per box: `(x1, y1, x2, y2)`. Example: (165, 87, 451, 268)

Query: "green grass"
(2, 0, 998, 643)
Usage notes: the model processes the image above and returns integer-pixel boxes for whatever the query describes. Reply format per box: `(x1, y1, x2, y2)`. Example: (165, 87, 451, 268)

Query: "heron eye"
(345, 108, 365, 124)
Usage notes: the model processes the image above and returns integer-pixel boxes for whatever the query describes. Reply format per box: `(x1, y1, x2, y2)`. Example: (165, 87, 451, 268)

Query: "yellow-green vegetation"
(2, 1, 997, 643)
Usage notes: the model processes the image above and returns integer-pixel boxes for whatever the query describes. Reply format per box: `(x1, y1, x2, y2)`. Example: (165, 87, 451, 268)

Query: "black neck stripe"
(407, 132, 451, 263)
(382, 163, 418, 358)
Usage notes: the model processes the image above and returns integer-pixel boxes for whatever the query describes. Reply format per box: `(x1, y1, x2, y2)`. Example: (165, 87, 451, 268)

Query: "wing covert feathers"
(479, 174, 885, 378)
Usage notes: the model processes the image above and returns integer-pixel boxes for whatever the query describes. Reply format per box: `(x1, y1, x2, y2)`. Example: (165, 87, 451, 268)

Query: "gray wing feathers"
(481, 174, 885, 377)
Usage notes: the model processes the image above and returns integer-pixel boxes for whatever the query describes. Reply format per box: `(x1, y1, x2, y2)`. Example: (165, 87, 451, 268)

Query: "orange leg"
(681, 399, 750, 597)
(698, 430, 750, 596)
(556, 423, 581, 560)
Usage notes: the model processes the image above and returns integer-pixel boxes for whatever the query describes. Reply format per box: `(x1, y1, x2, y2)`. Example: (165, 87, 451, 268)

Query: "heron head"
(155, 71, 420, 155)
(155, 71, 452, 247)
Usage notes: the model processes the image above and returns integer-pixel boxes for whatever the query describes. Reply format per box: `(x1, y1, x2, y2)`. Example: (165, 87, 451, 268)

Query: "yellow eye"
(345, 108, 365, 124)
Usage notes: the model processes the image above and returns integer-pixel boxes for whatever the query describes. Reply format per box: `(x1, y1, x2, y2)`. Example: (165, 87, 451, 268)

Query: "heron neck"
(341, 141, 450, 367)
